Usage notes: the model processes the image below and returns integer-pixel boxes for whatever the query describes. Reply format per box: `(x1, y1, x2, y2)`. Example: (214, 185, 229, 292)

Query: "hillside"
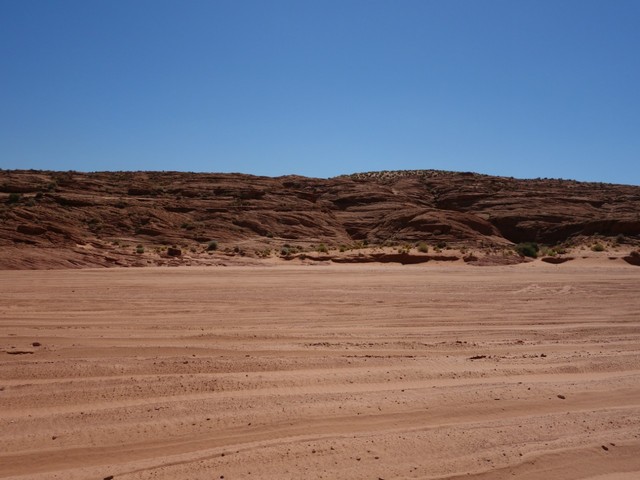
(1, 169, 639, 269)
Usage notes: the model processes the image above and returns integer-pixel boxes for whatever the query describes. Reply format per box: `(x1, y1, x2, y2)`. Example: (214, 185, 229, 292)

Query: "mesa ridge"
(1, 169, 639, 269)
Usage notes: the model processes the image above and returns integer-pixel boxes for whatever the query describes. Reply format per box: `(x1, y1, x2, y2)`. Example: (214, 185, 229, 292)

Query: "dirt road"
(1, 263, 639, 479)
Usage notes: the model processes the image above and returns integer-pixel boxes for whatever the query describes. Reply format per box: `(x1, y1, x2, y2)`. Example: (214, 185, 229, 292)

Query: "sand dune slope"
(1, 264, 639, 479)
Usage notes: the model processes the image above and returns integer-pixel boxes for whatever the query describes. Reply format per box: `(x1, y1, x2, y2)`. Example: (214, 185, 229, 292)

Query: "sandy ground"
(1, 261, 639, 479)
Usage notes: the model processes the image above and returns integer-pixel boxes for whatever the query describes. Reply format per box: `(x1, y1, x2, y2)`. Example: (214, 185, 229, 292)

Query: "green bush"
(136, 245, 145, 254)
(280, 244, 302, 256)
(515, 242, 539, 258)
(591, 243, 605, 252)
(317, 243, 328, 253)
(207, 240, 218, 251)
(7, 193, 20, 204)
(417, 242, 429, 253)
(539, 246, 556, 257)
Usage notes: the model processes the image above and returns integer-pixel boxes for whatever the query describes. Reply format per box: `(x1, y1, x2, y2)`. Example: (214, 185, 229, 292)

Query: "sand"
(1, 261, 639, 479)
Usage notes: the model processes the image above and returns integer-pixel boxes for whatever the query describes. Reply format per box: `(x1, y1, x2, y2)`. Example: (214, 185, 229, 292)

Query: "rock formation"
(1, 169, 638, 268)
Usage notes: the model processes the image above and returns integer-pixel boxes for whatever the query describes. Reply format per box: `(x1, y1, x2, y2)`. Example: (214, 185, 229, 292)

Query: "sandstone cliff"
(1, 169, 638, 268)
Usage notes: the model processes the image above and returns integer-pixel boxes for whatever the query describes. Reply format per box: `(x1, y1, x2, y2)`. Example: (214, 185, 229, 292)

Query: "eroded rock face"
(0, 169, 639, 268)
(16, 224, 47, 236)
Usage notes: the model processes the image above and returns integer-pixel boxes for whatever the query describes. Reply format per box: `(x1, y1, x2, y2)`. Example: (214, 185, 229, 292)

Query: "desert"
(1, 259, 640, 479)
(1, 169, 640, 479)
(4, 1, 640, 477)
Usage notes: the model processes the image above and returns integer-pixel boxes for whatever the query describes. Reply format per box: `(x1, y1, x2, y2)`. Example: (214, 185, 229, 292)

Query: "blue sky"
(1, 0, 639, 184)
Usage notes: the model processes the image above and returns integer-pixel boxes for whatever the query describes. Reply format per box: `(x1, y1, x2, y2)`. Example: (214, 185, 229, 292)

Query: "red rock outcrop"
(0, 169, 638, 268)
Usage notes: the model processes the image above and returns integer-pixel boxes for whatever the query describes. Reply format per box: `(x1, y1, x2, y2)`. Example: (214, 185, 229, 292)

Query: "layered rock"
(0, 169, 638, 268)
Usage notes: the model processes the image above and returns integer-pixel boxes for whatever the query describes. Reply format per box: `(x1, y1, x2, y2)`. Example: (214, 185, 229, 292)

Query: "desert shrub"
(281, 244, 302, 256)
(515, 242, 539, 258)
(539, 246, 556, 257)
(630, 250, 640, 259)
(591, 243, 605, 252)
(136, 245, 145, 254)
(417, 242, 429, 253)
(436, 240, 447, 249)
(207, 240, 218, 251)
(317, 243, 328, 253)
(7, 193, 20, 204)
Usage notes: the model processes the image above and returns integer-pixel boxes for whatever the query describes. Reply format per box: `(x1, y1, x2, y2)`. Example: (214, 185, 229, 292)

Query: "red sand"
(1, 261, 639, 479)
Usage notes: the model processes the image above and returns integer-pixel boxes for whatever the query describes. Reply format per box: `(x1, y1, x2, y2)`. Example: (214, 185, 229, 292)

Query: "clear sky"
(1, 0, 639, 184)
